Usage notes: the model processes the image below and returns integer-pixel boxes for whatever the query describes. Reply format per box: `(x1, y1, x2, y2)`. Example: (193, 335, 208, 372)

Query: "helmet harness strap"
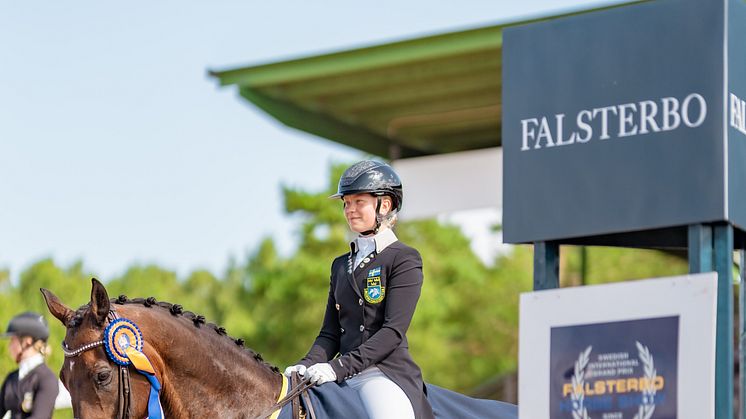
(361, 195, 383, 236)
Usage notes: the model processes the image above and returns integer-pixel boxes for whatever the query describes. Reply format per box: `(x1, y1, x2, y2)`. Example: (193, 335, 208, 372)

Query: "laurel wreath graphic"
(633, 341, 657, 419)
(571, 345, 592, 419)
(569, 342, 657, 419)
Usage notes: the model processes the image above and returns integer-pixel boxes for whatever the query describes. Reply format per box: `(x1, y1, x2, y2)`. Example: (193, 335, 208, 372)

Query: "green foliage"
(53, 408, 73, 418)
(402, 221, 533, 389)
(0, 160, 692, 413)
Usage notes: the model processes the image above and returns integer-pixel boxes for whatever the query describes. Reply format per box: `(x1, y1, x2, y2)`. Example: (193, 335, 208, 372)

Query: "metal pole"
(714, 223, 734, 419)
(738, 248, 746, 419)
(534, 241, 559, 290)
(688, 224, 713, 273)
(580, 246, 588, 286)
(738, 243, 746, 419)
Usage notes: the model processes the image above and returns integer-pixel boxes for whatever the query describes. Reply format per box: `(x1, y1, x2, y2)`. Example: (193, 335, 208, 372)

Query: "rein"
(254, 374, 316, 419)
(62, 310, 160, 419)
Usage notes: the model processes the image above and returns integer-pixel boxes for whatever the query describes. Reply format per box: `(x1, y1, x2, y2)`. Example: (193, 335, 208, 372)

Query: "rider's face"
(342, 194, 391, 235)
(8, 335, 22, 363)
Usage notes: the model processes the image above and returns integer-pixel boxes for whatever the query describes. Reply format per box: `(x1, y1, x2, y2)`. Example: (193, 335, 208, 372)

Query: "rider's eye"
(96, 371, 112, 384)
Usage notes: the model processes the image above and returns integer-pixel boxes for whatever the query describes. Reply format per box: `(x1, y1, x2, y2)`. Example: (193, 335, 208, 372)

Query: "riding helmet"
(1, 312, 50, 342)
(330, 160, 403, 212)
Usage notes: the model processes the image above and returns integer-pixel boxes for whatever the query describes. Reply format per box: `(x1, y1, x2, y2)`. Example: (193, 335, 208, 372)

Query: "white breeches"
(346, 366, 415, 419)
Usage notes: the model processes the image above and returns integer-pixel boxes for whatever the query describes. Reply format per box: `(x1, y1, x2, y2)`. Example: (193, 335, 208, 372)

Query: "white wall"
(393, 147, 502, 219)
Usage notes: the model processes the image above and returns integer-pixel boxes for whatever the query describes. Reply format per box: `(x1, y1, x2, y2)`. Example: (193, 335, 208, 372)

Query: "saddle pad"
(277, 377, 518, 419)
(426, 383, 518, 419)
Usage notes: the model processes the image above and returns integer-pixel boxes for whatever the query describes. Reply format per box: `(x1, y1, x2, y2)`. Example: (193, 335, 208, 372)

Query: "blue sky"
(0, 0, 625, 281)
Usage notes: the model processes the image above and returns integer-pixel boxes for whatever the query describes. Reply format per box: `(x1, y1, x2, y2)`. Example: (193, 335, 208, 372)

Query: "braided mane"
(68, 295, 279, 374)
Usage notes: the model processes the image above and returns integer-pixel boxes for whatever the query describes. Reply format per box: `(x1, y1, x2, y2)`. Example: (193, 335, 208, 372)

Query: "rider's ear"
(90, 278, 110, 326)
(41, 288, 74, 327)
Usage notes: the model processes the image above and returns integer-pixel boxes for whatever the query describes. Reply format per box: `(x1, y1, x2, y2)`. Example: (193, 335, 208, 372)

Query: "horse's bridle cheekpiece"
(62, 310, 164, 419)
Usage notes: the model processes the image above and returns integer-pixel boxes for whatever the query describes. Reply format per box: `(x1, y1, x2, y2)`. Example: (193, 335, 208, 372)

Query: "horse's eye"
(96, 371, 112, 384)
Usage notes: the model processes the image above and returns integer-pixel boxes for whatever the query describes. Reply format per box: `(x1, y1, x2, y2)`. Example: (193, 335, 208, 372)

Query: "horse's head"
(41, 279, 153, 419)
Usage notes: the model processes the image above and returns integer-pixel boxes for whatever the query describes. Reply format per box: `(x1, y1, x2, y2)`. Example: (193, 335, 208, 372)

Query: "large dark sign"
(502, 0, 746, 244)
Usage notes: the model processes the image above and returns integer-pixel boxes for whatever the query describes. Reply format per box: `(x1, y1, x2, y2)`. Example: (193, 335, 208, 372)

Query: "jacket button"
(359, 325, 364, 332)
(358, 299, 363, 306)
(340, 328, 345, 334)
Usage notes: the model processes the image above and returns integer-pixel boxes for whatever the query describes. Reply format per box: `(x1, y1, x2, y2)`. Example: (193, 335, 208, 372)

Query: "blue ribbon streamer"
(142, 371, 164, 419)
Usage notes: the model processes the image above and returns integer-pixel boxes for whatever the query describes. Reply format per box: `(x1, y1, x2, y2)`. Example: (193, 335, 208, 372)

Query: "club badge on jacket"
(365, 267, 385, 304)
(22, 391, 33, 413)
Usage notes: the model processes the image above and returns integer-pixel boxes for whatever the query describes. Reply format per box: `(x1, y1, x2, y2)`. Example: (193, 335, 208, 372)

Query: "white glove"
(306, 363, 337, 385)
(283, 364, 307, 378)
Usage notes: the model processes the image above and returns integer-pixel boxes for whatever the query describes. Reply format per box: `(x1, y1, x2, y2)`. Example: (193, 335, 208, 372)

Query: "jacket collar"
(349, 228, 398, 255)
(19, 353, 44, 380)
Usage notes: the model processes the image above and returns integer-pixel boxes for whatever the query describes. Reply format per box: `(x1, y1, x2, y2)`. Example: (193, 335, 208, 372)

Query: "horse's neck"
(160, 355, 281, 417)
(127, 307, 281, 417)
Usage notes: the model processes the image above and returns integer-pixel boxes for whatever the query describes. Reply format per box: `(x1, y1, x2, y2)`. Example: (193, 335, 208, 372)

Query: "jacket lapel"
(346, 253, 363, 299)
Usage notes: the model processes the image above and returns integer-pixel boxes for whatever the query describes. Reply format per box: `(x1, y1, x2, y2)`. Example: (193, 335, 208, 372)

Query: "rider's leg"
(346, 366, 415, 419)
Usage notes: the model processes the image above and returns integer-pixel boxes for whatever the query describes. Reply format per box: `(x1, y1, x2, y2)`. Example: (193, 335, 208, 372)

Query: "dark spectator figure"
(0, 312, 58, 419)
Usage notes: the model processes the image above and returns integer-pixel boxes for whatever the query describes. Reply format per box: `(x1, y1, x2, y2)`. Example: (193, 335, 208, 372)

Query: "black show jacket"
(0, 363, 59, 419)
(299, 239, 434, 419)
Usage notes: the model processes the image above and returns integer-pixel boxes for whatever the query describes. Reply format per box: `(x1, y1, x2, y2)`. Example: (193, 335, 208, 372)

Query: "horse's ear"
(90, 278, 110, 325)
(40, 288, 74, 327)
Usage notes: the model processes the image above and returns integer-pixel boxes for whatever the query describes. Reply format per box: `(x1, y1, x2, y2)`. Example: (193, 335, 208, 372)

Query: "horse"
(41, 278, 284, 418)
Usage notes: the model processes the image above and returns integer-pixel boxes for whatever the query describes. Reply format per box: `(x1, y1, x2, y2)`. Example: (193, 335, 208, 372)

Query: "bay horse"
(41, 278, 284, 418)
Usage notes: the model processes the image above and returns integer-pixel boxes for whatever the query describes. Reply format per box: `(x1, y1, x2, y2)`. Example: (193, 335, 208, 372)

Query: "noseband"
(62, 310, 161, 419)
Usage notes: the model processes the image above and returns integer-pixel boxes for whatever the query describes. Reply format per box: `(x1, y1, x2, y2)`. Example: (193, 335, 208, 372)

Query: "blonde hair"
(32, 339, 51, 358)
(378, 196, 399, 230)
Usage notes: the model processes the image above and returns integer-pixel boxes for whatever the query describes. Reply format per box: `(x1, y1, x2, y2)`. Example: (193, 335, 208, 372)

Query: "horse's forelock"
(68, 304, 92, 329)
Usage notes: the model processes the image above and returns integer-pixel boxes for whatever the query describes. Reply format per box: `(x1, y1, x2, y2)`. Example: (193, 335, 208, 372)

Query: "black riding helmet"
(330, 160, 403, 212)
(1, 312, 50, 342)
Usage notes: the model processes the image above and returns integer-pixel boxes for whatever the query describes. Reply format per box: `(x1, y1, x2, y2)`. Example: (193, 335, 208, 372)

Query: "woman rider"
(284, 160, 435, 419)
(0, 312, 59, 419)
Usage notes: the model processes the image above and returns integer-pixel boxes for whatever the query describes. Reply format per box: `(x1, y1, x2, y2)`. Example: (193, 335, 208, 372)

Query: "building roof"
(209, 2, 640, 159)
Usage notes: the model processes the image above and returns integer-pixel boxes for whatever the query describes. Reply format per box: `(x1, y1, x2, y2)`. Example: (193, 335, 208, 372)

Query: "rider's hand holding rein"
(283, 364, 306, 378)
(285, 161, 434, 419)
(305, 363, 336, 385)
